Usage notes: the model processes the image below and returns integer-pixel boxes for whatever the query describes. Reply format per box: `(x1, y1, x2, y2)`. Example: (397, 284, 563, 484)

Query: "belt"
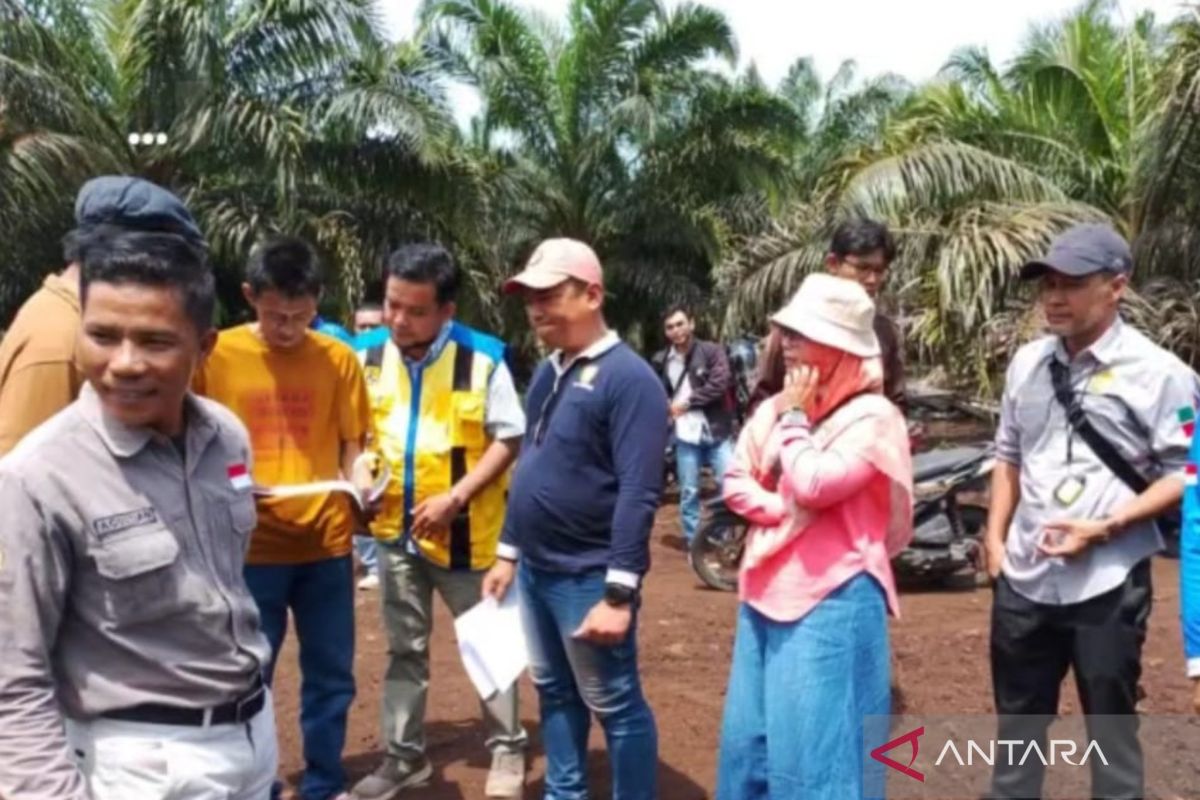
(102, 677, 266, 727)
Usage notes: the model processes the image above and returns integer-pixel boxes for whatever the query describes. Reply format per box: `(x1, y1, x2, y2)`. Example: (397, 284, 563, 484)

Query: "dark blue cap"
(1019, 223, 1132, 281)
(74, 176, 205, 248)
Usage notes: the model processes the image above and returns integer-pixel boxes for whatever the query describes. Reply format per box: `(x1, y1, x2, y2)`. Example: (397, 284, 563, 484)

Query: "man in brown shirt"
(825, 218, 906, 411)
(0, 265, 84, 453)
(0, 176, 206, 455)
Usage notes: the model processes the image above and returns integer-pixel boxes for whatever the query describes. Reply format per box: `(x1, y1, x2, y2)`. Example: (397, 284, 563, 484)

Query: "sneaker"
(357, 573, 380, 591)
(349, 757, 432, 800)
(484, 750, 526, 798)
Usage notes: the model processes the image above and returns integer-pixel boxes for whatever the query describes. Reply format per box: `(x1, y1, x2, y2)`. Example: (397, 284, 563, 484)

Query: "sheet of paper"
(252, 455, 390, 509)
(454, 592, 528, 700)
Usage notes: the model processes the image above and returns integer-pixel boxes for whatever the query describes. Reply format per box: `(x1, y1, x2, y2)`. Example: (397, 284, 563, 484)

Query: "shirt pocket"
(229, 495, 258, 544)
(546, 391, 607, 454)
(209, 493, 257, 579)
(1014, 393, 1055, 445)
(452, 393, 487, 449)
(90, 527, 182, 624)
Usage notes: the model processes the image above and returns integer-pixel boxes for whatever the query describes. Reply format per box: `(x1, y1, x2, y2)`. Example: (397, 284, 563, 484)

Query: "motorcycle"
(688, 443, 996, 591)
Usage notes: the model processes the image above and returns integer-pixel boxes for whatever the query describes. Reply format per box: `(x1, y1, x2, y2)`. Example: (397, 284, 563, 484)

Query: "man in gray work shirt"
(0, 223, 277, 800)
(984, 223, 1198, 799)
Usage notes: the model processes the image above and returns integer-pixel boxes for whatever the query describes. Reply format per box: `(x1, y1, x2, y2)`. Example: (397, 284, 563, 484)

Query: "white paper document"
(252, 455, 390, 509)
(454, 593, 529, 700)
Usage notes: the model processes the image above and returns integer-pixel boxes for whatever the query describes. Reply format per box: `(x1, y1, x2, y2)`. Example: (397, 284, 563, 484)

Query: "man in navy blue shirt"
(483, 238, 668, 800)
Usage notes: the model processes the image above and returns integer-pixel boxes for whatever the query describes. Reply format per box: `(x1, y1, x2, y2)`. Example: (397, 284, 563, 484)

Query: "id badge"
(1054, 475, 1086, 507)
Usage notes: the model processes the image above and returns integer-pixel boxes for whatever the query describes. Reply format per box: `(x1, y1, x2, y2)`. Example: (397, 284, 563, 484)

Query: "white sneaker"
(485, 750, 525, 798)
(357, 573, 380, 591)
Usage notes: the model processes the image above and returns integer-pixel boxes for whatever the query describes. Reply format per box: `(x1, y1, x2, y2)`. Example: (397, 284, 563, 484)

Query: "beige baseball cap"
(503, 238, 604, 294)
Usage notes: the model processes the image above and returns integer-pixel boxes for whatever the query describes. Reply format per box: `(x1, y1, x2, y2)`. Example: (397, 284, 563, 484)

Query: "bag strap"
(667, 345, 695, 398)
(1048, 359, 1149, 494)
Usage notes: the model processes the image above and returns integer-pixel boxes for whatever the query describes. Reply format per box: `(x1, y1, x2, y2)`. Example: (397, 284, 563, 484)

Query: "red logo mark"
(870, 726, 925, 782)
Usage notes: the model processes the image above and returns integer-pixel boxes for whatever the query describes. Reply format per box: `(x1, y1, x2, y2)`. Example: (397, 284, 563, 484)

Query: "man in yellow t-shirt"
(195, 236, 371, 800)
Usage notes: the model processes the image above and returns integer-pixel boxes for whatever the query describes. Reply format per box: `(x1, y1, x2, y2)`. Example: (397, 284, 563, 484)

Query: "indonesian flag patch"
(1187, 464, 1198, 487)
(228, 463, 253, 491)
(1179, 406, 1196, 438)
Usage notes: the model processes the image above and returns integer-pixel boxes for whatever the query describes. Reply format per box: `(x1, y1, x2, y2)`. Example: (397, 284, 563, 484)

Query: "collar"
(401, 320, 455, 368)
(1053, 316, 1125, 367)
(79, 382, 217, 459)
(43, 272, 80, 313)
(550, 330, 621, 376)
(667, 341, 693, 362)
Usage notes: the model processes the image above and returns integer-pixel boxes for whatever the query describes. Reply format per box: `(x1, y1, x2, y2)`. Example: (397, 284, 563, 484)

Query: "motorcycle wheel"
(954, 505, 988, 588)
(959, 505, 987, 539)
(689, 509, 745, 592)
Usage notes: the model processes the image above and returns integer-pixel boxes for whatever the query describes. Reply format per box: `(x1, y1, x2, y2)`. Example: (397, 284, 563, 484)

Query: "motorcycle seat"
(913, 446, 987, 483)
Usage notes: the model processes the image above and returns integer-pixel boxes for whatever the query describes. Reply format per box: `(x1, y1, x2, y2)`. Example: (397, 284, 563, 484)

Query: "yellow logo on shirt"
(1088, 369, 1115, 394)
(576, 365, 600, 389)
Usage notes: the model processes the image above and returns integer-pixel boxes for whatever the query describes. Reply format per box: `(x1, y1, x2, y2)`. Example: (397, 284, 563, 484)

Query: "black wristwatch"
(603, 583, 638, 607)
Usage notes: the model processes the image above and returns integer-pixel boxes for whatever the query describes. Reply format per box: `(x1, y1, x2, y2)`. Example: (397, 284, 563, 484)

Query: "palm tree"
(1, 0, 468, 324)
(421, 0, 802, 342)
(724, 0, 1200, 393)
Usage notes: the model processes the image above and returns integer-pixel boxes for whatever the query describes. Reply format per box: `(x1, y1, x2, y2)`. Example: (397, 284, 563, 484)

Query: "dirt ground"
(270, 502, 1195, 799)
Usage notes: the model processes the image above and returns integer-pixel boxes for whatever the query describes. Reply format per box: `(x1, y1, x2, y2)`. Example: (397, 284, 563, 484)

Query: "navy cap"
(1019, 223, 1132, 281)
(74, 176, 205, 248)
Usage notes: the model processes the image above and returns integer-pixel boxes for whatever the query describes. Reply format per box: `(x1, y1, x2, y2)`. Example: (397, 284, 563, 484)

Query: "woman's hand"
(774, 365, 819, 418)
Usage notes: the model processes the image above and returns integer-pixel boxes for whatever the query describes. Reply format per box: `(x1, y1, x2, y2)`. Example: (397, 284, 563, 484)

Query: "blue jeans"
(244, 556, 356, 800)
(716, 573, 890, 800)
(517, 564, 658, 800)
(676, 436, 734, 543)
(354, 536, 378, 576)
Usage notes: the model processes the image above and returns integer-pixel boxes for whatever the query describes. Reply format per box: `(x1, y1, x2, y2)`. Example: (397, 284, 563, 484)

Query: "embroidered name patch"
(92, 507, 158, 537)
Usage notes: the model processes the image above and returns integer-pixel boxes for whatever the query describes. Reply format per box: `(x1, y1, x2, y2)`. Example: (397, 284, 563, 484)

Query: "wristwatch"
(779, 409, 810, 427)
(603, 583, 638, 608)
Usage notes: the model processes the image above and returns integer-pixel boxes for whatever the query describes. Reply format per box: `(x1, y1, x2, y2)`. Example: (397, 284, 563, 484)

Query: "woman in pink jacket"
(715, 274, 914, 800)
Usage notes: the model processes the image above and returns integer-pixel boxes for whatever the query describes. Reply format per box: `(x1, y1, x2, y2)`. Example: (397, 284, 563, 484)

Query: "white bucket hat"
(771, 273, 881, 357)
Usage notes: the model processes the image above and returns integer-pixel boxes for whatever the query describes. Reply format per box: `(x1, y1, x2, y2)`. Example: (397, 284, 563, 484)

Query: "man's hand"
(985, 537, 1006, 581)
(669, 400, 689, 420)
(572, 601, 632, 646)
(411, 492, 463, 540)
(482, 559, 516, 601)
(1038, 518, 1113, 558)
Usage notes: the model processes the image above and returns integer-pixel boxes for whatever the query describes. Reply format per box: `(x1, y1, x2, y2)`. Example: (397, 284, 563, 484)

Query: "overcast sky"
(379, 0, 1186, 120)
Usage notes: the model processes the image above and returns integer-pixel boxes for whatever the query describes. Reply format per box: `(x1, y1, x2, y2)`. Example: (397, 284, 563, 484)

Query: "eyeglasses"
(841, 257, 889, 277)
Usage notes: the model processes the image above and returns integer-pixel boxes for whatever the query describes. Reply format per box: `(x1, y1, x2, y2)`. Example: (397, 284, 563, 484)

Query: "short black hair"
(829, 219, 897, 263)
(62, 228, 87, 264)
(385, 243, 460, 305)
(80, 229, 214, 333)
(63, 222, 127, 265)
(246, 236, 323, 298)
(662, 303, 692, 322)
(356, 301, 382, 313)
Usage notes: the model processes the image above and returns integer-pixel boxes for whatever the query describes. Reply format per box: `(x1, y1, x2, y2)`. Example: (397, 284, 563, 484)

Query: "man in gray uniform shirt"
(0, 225, 277, 799)
(984, 223, 1199, 799)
